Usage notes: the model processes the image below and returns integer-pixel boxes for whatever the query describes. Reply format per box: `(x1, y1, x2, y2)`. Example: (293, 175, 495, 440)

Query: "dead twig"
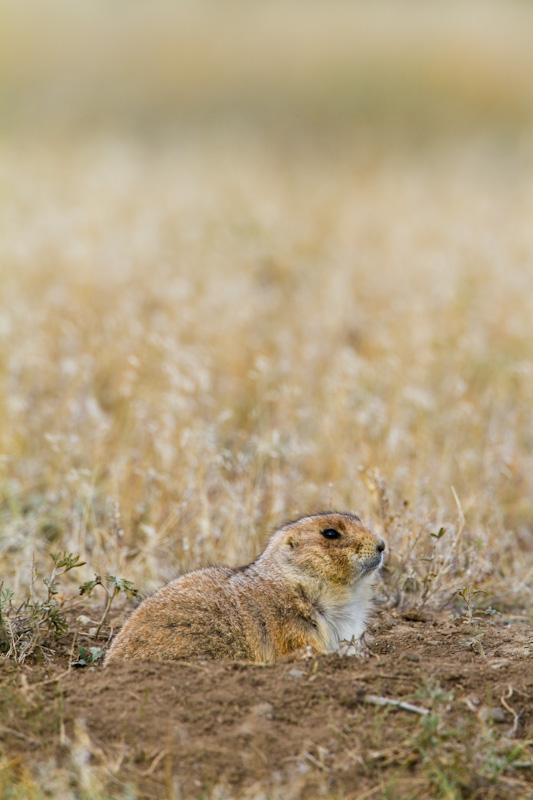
(500, 685, 521, 737)
(365, 694, 429, 716)
(0, 725, 40, 745)
(304, 752, 332, 774)
(140, 748, 170, 777)
(67, 631, 77, 674)
(30, 668, 73, 687)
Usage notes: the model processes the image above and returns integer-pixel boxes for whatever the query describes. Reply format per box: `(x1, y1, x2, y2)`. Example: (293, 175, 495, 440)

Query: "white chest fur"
(318, 573, 376, 654)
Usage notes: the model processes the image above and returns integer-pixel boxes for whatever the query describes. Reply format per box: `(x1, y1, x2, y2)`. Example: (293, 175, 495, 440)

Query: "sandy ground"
(1, 608, 531, 799)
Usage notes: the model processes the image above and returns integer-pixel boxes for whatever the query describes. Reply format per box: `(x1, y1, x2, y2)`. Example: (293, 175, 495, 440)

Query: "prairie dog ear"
(287, 533, 300, 549)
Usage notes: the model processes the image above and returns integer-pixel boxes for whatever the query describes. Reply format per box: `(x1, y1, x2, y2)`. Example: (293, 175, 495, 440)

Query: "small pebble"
(250, 702, 274, 719)
(403, 653, 420, 662)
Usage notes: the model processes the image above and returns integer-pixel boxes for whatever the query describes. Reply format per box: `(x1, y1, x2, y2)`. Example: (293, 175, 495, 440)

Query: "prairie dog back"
(105, 512, 384, 664)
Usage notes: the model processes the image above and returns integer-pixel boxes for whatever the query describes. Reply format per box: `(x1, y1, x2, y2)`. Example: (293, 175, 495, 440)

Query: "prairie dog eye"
(321, 528, 341, 540)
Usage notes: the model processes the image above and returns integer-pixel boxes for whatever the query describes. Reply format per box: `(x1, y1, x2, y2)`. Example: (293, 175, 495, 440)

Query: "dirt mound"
(1, 610, 532, 799)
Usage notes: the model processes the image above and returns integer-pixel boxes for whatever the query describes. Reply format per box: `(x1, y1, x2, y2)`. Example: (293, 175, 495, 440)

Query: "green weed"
(0, 553, 85, 664)
(71, 644, 104, 668)
(79, 575, 141, 637)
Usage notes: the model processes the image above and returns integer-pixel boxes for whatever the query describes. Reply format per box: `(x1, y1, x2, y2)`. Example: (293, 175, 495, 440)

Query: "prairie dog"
(105, 512, 384, 664)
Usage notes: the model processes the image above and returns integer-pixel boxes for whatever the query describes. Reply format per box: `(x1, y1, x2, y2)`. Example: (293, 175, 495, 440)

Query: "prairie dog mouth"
(361, 551, 384, 575)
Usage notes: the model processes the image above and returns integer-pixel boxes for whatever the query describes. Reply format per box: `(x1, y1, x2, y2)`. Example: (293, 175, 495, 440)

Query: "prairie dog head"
(267, 512, 385, 587)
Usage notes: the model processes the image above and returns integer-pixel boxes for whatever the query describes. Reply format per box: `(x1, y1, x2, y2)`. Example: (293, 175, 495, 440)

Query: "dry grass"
(2, 131, 533, 611)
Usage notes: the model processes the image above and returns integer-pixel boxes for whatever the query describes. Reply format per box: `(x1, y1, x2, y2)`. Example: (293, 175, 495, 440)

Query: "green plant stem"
(95, 589, 118, 638)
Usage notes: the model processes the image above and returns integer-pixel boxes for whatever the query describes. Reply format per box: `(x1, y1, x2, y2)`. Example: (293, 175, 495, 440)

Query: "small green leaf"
(106, 577, 141, 601)
(0, 587, 14, 607)
(71, 644, 104, 667)
(51, 552, 87, 572)
(88, 647, 104, 662)
(79, 578, 100, 596)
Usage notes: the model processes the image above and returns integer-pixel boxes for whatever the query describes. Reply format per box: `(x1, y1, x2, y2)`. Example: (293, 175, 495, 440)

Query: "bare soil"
(1, 608, 532, 799)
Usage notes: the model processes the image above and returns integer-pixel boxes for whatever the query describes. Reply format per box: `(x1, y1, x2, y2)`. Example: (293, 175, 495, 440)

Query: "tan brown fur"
(105, 512, 385, 664)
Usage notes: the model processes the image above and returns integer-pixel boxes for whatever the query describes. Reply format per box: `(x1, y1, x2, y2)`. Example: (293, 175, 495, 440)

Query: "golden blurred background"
(3, 1, 533, 142)
(1, 2, 533, 607)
